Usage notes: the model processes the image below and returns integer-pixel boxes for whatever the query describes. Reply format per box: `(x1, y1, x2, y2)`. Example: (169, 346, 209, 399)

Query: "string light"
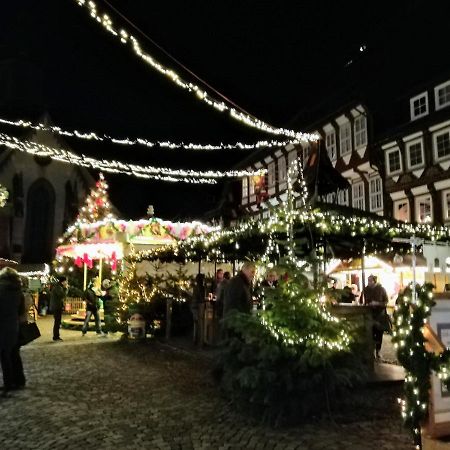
(0, 116, 308, 152)
(72, 0, 318, 142)
(0, 132, 266, 183)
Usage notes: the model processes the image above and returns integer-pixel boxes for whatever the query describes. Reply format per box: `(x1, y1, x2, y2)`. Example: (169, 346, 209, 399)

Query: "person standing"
(223, 262, 256, 317)
(210, 269, 224, 297)
(101, 278, 118, 334)
(363, 274, 389, 359)
(215, 271, 231, 320)
(81, 281, 103, 336)
(0, 267, 25, 396)
(50, 276, 68, 341)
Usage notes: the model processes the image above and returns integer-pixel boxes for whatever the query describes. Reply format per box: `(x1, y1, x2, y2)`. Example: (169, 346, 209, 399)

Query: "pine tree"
(76, 173, 115, 224)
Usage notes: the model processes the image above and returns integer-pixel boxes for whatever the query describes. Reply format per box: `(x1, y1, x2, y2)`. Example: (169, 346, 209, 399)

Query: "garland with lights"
(0, 116, 306, 152)
(72, 0, 318, 143)
(0, 132, 266, 184)
(393, 284, 450, 449)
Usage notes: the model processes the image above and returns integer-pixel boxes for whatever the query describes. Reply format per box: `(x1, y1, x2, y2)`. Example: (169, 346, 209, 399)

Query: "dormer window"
(435, 81, 450, 110)
(339, 122, 352, 156)
(410, 92, 428, 120)
(278, 156, 287, 183)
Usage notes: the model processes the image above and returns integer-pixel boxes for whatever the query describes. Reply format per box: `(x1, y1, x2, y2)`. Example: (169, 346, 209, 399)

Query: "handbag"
(19, 321, 41, 346)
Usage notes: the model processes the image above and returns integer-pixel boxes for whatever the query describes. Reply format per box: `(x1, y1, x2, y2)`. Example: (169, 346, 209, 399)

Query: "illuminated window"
(443, 190, 450, 222)
(354, 115, 367, 148)
(242, 177, 248, 201)
(352, 182, 365, 210)
(288, 150, 298, 178)
(415, 194, 432, 223)
(393, 199, 409, 222)
(410, 92, 428, 120)
(340, 122, 352, 156)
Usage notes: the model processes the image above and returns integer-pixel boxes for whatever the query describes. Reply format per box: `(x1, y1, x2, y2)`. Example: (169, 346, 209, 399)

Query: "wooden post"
(98, 257, 103, 287)
(83, 262, 87, 291)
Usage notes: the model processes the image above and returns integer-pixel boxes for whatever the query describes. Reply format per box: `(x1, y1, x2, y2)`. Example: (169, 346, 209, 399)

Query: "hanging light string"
(0, 116, 306, 152)
(72, 0, 318, 143)
(0, 132, 266, 184)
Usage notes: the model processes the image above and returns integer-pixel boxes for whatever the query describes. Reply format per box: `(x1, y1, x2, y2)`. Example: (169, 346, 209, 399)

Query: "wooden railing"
(64, 297, 86, 314)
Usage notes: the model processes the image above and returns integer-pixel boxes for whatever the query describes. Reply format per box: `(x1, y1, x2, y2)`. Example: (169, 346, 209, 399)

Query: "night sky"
(0, 0, 443, 220)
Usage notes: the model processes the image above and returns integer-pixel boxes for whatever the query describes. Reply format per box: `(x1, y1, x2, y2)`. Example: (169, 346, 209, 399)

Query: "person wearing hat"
(49, 276, 68, 341)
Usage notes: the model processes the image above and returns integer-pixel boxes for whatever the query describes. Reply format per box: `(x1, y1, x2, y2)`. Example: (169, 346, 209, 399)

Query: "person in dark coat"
(101, 278, 119, 334)
(363, 274, 390, 359)
(0, 267, 25, 396)
(81, 281, 103, 336)
(223, 262, 256, 317)
(50, 276, 68, 341)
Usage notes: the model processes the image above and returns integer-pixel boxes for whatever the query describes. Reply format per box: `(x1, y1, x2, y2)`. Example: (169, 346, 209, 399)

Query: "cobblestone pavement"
(0, 318, 412, 449)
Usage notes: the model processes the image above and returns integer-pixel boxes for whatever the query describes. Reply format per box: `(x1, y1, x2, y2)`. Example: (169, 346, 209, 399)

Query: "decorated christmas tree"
(76, 172, 115, 224)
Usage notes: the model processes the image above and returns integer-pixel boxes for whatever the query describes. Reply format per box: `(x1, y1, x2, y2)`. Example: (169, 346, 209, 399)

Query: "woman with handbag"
(0, 267, 25, 397)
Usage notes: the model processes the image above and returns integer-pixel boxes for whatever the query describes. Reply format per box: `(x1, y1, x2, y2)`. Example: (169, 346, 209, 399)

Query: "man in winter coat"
(50, 277, 68, 341)
(0, 267, 25, 396)
(223, 262, 256, 317)
(81, 281, 103, 336)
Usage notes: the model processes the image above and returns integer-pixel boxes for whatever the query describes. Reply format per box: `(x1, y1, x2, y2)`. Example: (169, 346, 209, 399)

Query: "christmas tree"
(76, 172, 115, 224)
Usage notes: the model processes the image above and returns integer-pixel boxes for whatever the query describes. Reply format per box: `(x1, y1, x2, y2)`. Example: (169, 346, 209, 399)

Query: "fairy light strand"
(72, 0, 318, 143)
(0, 132, 266, 184)
(0, 117, 307, 152)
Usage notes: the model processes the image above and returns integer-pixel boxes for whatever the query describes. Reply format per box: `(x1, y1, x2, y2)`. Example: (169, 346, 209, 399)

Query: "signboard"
(425, 298, 450, 438)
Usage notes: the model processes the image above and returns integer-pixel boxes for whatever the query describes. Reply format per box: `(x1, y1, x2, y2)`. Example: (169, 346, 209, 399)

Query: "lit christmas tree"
(76, 172, 115, 224)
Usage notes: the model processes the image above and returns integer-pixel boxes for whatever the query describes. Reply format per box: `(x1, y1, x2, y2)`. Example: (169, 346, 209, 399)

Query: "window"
(337, 189, 349, 206)
(326, 131, 337, 161)
(443, 190, 450, 222)
(249, 176, 255, 196)
(406, 139, 424, 169)
(386, 148, 402, 175)
(267, 162, 276, 187)
(242, 177, 248, 199)
(354, 115, 367, 148)
(369, 176, 383, 212)
(288, 150, 298, 178)
(410, 92, 428, 120)
(434, 130, 450, 160)
(278, 156, 287, 183)
(394, 200, 409, 222)
(352, 182, 365, 210)
(339, 122, 352, 156)
(415, 194, 432, 223)
(302, 144, 311, 165)
(435, 81, 450, 110)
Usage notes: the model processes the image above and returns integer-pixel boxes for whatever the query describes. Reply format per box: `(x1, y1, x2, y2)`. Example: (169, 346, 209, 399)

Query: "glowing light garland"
(0, 117, 306, 152)
(0, 132, 266, 183)
(72, 0, 318, 143)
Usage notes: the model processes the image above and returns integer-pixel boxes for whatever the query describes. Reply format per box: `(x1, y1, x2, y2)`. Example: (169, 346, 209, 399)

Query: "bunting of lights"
(72, 0, 318, 143)
(0, 117, 307, 152)
(0, 132, 266, 183)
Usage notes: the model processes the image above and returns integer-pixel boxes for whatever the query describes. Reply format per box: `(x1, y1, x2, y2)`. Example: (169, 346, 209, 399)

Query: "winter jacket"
(223, 271, 252, 317)
(49, 283, 68, 312)
(0, 269, 25, 350)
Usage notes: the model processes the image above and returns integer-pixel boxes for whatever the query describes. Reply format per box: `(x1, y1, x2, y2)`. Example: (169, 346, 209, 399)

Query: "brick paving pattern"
(0, 318, 412, 449)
